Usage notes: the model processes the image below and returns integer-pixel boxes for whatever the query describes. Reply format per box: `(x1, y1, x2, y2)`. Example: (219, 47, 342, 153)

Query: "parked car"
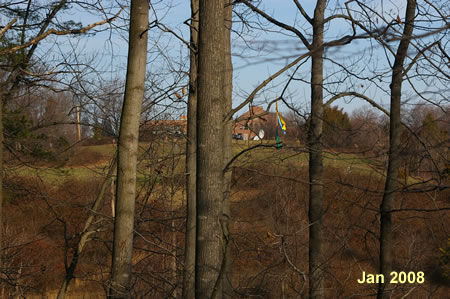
(232, 133, 243, 140)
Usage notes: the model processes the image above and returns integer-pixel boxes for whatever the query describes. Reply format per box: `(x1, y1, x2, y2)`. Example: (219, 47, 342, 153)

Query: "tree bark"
(109, 0, 149, 297)
(182, 1, 198, 297)
(377, 1, 416, 298)
(221, 0, 233, 297)
(308, 1, 326, 298)
(0, 94, 3, 269)
(195, 0, 225, 297)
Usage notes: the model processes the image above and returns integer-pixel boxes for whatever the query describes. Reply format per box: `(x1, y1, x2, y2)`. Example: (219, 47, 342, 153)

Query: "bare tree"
(57, 159, 117, 299)
(183, 0, 198, 297)
(109, 0, 149, 297)
(237, 1, 331, 296)
(0, 0, 121, 271)
(378, 1, 417, 298)
(195, 0, 225, 297)
(183, 2, 232, 297)
(307, 2, 326, 297)
(221, 1, 233, 297)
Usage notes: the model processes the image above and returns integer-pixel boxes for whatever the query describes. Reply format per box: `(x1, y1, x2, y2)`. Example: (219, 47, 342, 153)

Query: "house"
(233, 105, 280, 140)
(140, 105, 282, 141)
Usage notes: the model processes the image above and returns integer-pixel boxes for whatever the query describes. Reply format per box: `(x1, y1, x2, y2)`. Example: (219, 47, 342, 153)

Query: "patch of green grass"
(79, 144, 117, 157)
(11, 140, 392, 186)
(230, 141, 389, 181)
(15, 165, 109, 184)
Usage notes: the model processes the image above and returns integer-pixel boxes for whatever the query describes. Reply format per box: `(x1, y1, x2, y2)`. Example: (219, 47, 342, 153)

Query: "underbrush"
(2, 176, 110, 296)
(64, 147, 107, 167)
(2, 173, 186, 298)
(230, 163, 450, 298)
(1, 158, 448, 297)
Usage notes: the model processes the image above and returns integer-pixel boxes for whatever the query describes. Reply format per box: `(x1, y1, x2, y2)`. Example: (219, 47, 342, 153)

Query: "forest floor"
(3, 140, 449, 298)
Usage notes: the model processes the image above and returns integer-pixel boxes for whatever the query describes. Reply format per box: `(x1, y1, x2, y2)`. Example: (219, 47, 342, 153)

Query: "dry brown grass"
(2, 154, 448, 298)
(230, 163, 450, 298)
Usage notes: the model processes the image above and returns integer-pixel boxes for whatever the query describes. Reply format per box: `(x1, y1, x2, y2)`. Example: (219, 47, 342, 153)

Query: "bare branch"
(293, 0, 312, 25)
(155, 22, 196, 53)
(324, 91, 389, 116)
(238, 0, 311, 48)
(0, 18, 17, 38)
(226, 52, 309, 121)
(0, 8, 124, 56)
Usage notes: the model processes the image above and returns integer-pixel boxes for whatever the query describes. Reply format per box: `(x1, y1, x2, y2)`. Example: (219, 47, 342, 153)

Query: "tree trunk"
(377, 1, 416, 298)
(195, 0, 225, 297)
(308, 1, 326, 298)
(109, 0, 149, 297)
(183, 1, 198, 297)
(221, 0, 233, 297)
(0, 94, 3, 269)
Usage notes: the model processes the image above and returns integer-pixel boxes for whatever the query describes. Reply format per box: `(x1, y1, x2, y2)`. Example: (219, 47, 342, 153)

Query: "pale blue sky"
(46, 0, 446, 119)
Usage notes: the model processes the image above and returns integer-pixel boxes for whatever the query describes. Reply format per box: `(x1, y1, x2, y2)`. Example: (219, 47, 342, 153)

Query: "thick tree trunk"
(0, 95, 3, 269)
(182, 1, 198, 297)
(195, 0, 225, 297)
(308, 1, 325, 298)
(221, 1, 233, 297)
(377, 1, 416, 298)
(109, 0, 149, 297)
